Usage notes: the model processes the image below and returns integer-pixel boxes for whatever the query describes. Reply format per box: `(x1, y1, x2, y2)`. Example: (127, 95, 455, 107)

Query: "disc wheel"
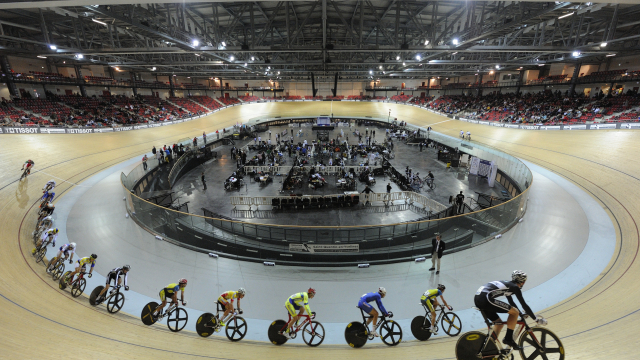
(167, 307, 188, 332)
(379, 319, 403, 346)
(441, 312, 463, 336)
(107, 292, 125, 313)
(226, 316, 248, 342)
(411, 316, 432, 341)
(518, 327, 565, 360)
(58, 271, 71, 290)
(455, 331, 500, 360)
(196, 313, 216, 338)
(89, 286, 104, 306)
(344, 321, 368, 348)
(302, 321, 325, 347)
(52, 262, 65, 281)
(71, 278, 86, 298)
(267, 319, 287, 345)
(141, 302, 159, 325)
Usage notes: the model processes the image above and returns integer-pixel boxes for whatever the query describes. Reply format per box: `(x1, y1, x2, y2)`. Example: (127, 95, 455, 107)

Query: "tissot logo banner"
(623, 123, 640, 129)
(289, 243, 359, 253)
(66, 128, 92, 134)
(592, 123, 616, 130)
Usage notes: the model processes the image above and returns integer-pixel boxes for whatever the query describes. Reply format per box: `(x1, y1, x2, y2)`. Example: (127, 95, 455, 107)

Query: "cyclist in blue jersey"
(357, 287, 393, 337)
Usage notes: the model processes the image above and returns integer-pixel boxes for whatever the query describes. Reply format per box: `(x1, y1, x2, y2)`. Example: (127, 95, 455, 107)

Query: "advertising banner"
(289, 244, 359, 253)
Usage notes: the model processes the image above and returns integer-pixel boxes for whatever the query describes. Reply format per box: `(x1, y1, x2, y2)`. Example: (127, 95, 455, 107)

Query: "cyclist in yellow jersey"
(152, 278, 187, 319)
(283, 288, 316, 339)
(65, 254, 97, 284)
(217, 288, 246, 326)
(421, 284, 452, 335)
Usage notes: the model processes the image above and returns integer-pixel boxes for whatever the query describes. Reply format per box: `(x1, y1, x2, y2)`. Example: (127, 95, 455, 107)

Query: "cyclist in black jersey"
(96, 265, 130, 302)
(474, 270, 547, 350)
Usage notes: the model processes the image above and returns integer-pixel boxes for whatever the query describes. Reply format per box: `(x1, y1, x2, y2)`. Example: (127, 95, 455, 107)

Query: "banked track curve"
(0, 101, 637, 359)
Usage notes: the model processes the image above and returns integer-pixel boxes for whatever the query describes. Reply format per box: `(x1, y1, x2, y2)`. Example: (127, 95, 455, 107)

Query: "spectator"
(362, 185, 374, 206)
(456, 191, 465, 213)
(203, 131, 207, 145)
(142, 154, 148, 171)
(201, 172, 207, 190)
(429, 235, 446, 275)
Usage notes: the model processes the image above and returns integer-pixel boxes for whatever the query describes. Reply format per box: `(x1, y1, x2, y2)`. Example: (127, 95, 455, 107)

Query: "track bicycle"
(196, 301, 248, 341)
(58, 271, 87, 298)
(46, 256, 67, 281)
(140, 301, 189, 332)
(32, 237, 53, 264)
(344, 307, 402, 348)
(267, 311, 325, 346)
(20, 167, 31, 181)
(411, 302, 462, 341)
(89, 284, 126, 314)
(422, 177, 436, 190)
(455, 307, 564, 360)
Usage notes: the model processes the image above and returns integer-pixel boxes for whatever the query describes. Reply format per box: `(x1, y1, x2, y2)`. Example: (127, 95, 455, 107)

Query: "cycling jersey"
(218, 290, 239, 305)
(76, 256, 96, 268)
(107, 267, 129, 287)
(475, 280, 536, 320)
(357, 292, 388, 316)
(164, 283, 180, 295)
(421, 289, 442, 312)
(40, 230, 57, 247)
(43, 181, 56, 191)
(24, 161, 34, 168)
(286, 292, 312, 316)
(58, 244, 75, 256)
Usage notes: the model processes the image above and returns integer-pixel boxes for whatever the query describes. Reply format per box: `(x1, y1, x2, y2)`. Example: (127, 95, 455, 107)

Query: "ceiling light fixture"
(572, 51, 580, 57)
(558, 12, 574, 19)
(49, 45, 57, 50)
(37, 55, 47, 59)
(192, 39, 200, 47)
(416, 55, 421, 60)
(92, 18, 107, 26)
(600, 42, 608, 47)
(221, 41, 226, 47)
(452, 38, 459, 45)
(424, 40, 430, 45)
(606, 53, 616, 57)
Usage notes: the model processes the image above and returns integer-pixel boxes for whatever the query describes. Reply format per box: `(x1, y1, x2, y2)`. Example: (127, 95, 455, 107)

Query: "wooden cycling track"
(0, 101, 636, 359)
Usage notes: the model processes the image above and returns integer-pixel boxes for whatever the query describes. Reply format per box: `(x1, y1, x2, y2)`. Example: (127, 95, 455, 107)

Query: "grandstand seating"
(390, 94, 412, 102)
(217, 97, 240, 105)
(13, 98, 71, 119)
(189, 96, 223, 110)
(238, 95, 260, 102)
(304, 96, 323, 100)
(284, 95, 302, 100)
(325, 95, 344, 100)
(169, 97, 208, 114)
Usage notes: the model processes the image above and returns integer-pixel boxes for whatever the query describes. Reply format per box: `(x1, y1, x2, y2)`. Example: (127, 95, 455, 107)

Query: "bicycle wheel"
(441, 312, 462, 336)
(35, 247, 47, 263)
(141, 302, 159, 325)
(411, 316, 432, 341)
(344, 321, 368, 348)
(518, 327, 565, 360)
(167, 307, 188, 332)
(107, 292, 125, 313)
(58, 271, 71, 290)
(267, 319, 288, 345)
(379, 319, 403, 346)
(196, 313, 216, 337)
(226, 316, 248, 342)
(52, 262, 64, 281)
(302, 321, 325, 347)
(89, 286, 104, 306)
(455, 331, 500, 360)
(71, 278, 86, 298)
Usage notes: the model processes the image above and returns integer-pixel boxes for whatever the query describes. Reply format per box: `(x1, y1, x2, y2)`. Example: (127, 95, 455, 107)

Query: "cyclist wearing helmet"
(43, 180, 56, 192)
(152, 279, 188, 320)
(40, 190, 55, 206)
(421, 284, 452, 335)
(357, 287, 392, 337)
(46, 242, 76, 272)
(34, 215, 53, 235)
(33, 228, 59, 253)
(96, 265, 131, 302)
(474, 270, 547, 350)
(38, 202, 55, 220)
(22, 160, 34, 176)
(283, 288, 316, 339)
(65, 254, 97, 285)
(217, 288, 246, 326)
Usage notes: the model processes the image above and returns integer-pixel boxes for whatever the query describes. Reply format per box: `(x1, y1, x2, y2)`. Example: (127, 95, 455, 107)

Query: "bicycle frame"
(477, 312, 540, 358)
(280, 313, 312, 334)
(421, 303, 445, 327)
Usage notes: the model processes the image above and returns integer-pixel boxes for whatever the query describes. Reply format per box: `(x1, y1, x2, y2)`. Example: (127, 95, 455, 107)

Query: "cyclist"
(96, 265, 130, 302)
(283, 288, 316, 339)
(421, 284, 453, 334)
(460, 130, 464, 139)
(38, 202, 55, 221)
(33, 228, 58, 254)
(40, 191, 55, 206)
(21, 159, 34, 177)
(33, 215, 53, 237)
(474, 270, 547, 350)
(425, 170, 435, 187)
(152, 279, 188, 320)
(46, 242, 76, 273)
(357, 287, 392, 337)
(43, 179, 56, 192)
(64, 254, 97, 285)
(217, 288, 246, 326)
(466, 131, 471, 140)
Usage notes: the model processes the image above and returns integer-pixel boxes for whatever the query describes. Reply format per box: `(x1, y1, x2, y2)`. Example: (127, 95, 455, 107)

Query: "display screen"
(316, 116, 331, 126)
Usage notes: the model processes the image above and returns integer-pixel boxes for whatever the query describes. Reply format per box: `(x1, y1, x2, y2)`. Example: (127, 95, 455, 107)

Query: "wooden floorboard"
(1, 101, 637, 359)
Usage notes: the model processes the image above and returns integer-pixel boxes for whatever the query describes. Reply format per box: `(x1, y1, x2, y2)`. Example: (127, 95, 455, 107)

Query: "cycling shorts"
(106, 271, 118, 285)
(357, 300, 374, 314)
(74, 263, 87, 271)
(285, 299, 301, 316)
(474, 294, 511, 323)
(420, 296, 436, 312)
(218, 297, 234, 306)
